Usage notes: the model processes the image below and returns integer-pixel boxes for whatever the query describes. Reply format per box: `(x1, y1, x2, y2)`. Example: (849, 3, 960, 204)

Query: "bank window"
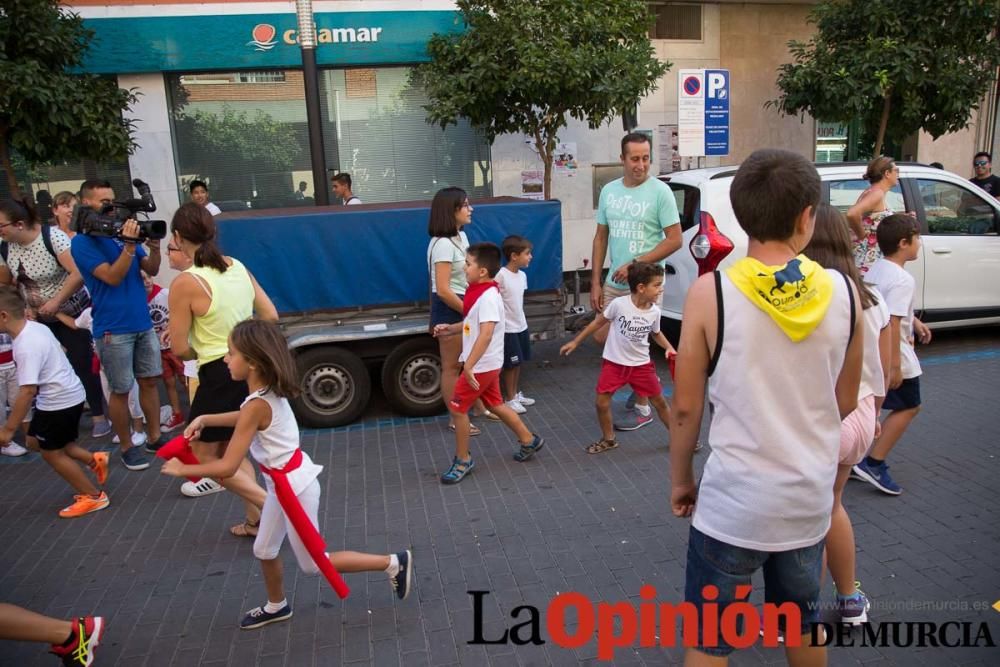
(649, 3, 702, 40)
(917, 179, 997, 235)
(827, 179, 904, 215)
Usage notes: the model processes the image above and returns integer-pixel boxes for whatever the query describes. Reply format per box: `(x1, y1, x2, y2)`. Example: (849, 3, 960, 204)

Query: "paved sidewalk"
(1, 330, 999, 666)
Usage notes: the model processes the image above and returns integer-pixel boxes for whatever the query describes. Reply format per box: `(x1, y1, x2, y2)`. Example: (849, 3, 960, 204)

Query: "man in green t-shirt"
(590, 132, 681, 431)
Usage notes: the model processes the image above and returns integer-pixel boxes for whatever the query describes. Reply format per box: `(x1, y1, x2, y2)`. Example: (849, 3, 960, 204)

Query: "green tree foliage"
(185, 106, 301, 171)
(0, 0, 137, 197)
(770, 0, 1000, 157)
(416, 0, 669, 198)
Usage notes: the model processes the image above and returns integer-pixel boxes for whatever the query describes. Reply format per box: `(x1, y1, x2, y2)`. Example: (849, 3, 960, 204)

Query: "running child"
(0, 332, 28, 456)
(560, 261, 673, 454)
(805, 203, 891, 625)
(0, 287, 109, 518)
(853, 214, 926, 495)
(669, 149, 863, 663)
(433, 243, 544, 484)
(142, 271, 185, 431)
(495, 235, 535, 413)
(160, 319, 413, 630)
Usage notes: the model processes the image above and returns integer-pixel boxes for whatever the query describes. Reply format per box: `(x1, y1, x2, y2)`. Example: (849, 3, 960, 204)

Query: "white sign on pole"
(677, 69, 705, 157)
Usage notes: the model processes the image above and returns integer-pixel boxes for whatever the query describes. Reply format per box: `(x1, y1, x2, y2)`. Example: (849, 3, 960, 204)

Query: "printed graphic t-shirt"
(596, 176, 679, 289)
(495, 267, 528, 333)
(601, 295, 661, 367)
(147, 285, 170, 350)
(865, 259, 921, 379)
(460, 287, 505, 373)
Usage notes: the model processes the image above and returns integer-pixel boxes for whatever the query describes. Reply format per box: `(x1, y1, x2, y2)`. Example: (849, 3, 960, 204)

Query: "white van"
(658, 162, 1000, 342)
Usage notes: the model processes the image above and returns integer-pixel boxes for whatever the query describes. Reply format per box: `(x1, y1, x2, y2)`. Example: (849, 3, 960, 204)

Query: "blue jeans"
(95, 328, 162, 394)
(684, 525, 824, 656)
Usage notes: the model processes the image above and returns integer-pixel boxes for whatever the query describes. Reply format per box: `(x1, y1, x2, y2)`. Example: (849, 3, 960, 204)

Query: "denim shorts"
(882, 376, 921, 411)
(95, 328, 162, 394)
(430, 292, 463, 326)
(684, 525, 824, 656)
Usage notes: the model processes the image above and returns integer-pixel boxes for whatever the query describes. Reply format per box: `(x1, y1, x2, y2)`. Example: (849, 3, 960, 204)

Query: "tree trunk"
(533, 129, 553, 200)
(0, 129, 20, 198)
(874, 92, 892, 157)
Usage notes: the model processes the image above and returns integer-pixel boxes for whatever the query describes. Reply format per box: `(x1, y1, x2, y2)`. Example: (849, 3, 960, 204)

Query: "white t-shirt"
(859, 289, 890, 400)
(601, 295, 660, 366)
(147, 286, 170, 350)
(13, 320, 86, 411)
(205, 202, 222, 216)
(865, 259, 921, 378)
(495, 267, 528, 334)
(345, 196, 362, 206)
(427, 231, 469, 295)
(245, 389, 323, 496)
(460, 286, 505, 373)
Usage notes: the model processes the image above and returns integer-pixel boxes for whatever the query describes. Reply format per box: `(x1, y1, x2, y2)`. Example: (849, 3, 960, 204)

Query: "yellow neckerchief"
(725, 254, 834, 342)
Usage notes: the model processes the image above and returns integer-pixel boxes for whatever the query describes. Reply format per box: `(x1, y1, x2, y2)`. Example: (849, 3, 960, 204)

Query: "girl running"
(160, 320, 413, 629)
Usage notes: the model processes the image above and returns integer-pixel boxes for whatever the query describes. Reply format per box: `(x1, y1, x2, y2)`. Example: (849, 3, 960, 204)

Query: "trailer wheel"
(292, 346, 371, 427)
(381, 338, 445, 417)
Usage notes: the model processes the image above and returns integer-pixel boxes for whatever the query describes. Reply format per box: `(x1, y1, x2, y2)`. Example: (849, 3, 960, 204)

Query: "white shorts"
(253, 477, 322, 575)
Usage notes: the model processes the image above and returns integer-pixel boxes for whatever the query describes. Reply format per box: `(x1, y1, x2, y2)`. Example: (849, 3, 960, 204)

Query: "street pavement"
(1, 327, 999, 666)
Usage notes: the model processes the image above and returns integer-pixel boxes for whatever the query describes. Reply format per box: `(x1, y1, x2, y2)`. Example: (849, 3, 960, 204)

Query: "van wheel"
(292, 346, 371, 427)
(381, 338, 445, 417)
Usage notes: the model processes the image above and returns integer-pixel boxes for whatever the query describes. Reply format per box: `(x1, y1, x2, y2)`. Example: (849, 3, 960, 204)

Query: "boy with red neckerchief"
(433, 243, 543, 484)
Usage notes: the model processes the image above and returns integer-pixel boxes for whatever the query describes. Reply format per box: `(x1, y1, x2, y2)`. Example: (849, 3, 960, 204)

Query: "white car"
(658, 162, 1000, 342)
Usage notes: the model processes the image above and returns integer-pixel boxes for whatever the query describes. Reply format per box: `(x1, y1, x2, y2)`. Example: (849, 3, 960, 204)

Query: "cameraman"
(70, 179, 168, 471)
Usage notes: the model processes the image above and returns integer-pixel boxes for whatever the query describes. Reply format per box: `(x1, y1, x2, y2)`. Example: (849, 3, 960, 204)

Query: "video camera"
(72, 179, 167, 242)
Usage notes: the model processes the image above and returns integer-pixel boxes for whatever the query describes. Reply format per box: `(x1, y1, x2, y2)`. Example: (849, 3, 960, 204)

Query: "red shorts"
(449, 369, 503, 414)
(596, 359, 662, 397)
(161, 350, 185, 380)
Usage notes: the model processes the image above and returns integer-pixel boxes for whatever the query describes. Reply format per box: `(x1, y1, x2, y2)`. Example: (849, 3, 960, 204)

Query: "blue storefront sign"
(704, 69, 729, 156)
(80, 11, 463, 73)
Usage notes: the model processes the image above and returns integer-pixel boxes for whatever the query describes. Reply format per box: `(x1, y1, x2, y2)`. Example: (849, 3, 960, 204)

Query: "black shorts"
(29, 403, 84, 451)
(430, 293, 464, 326)
(502, 330, 532, 369)
(188, 358, 248, 442)
(883, 376, 921, 411)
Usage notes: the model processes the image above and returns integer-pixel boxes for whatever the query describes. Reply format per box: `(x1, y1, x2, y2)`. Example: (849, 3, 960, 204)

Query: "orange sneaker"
(59, 492, 110, 518)
(89, 452, 109, 486)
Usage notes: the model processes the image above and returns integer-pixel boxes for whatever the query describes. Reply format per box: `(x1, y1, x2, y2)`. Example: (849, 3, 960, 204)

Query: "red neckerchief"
(259, 449, 350, 599)
(462, 281, 498, 316)
(146, 283, 162, 304)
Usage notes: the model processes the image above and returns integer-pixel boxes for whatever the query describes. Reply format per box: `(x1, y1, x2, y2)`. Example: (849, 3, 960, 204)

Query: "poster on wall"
(657, 124, 681, 173)
(554, 142, 578, 175)
(520, 170, 544, 200)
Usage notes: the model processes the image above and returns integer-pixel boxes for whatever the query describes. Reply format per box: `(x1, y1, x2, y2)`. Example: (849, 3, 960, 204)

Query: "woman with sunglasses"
(846, 156, 899, 274)
(0, 197, 110, 438)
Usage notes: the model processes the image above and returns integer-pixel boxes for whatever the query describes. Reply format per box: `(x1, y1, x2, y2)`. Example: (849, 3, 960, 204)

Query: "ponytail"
(194, 241, 228, 273)
(170, 202, 229, 273)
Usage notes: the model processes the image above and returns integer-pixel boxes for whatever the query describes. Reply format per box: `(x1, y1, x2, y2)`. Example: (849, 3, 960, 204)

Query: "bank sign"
(677, 69, 730, 157)
(80, 11, 463, 73)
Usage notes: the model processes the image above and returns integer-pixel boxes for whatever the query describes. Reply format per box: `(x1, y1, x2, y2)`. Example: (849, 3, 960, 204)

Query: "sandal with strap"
(440, 457, 475, 484)
(586, 438, 619, 455)
(448, 423, 482, 436)
(513, 434, 545, 462)
(230, 518, 260, 537)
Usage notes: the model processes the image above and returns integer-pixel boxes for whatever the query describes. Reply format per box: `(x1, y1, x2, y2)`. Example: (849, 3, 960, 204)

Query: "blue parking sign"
(704, 69, 730, 156)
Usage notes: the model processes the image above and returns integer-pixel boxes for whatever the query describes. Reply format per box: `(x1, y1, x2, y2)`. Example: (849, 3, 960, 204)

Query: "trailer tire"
(293, 346, 371, 427)
(381, 338, 445, 417)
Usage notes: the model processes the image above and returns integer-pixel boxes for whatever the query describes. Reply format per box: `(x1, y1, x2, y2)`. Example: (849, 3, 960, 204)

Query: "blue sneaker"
(837, 583, 871, 625)
(390, 550, 413, 600)
(120, 446, 150, 471)
(240, 603, 293, 630)
(440, 457, 474, 484)
(852, 460, 902, 495)
(513, 434, 544, 462)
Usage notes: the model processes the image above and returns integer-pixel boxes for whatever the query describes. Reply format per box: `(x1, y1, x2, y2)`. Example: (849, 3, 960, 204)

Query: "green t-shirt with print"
(596, 176, 680, 288)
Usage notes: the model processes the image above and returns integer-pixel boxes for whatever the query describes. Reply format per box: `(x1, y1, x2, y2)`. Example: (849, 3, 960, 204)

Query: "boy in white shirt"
(0, 332, 28, 456)
(560, 262, 673, 453)
(0, 287, 110, 518)
(669, 149, 863, 663)
(495, 235, 535, 413)
(853, 214, 926, 495)
(433, 243, 544, 484)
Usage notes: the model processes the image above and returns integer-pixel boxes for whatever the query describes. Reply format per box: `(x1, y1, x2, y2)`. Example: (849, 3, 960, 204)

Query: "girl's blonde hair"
(229, 320, 299, 398)
(805, 203, 878, 309)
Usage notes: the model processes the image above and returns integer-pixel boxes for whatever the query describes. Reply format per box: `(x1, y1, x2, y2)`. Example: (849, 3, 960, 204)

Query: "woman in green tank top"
(167, 203, 278, 537)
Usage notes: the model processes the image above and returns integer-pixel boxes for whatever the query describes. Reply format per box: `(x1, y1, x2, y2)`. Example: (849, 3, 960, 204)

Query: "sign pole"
(296, 0, 329, 205)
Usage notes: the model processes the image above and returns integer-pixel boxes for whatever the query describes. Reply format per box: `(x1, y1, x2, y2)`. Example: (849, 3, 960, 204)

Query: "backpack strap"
(842, 271, 857, 349)
(0, 241, 6, 264)
(40, 224, 58, 260)
(707, 270, 724, 377)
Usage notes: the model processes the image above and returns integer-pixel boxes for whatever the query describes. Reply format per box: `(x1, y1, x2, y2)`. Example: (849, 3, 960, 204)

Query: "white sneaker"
(1, 442, 27, 457)
(119, 431, 146, 446)
(181, 478, 225, 497)
(506, 399, 527, 414)
(515, 392, 536, 406)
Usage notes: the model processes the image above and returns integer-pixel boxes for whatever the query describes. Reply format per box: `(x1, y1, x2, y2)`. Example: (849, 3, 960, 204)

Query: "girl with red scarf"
(160, 320, 412, 630)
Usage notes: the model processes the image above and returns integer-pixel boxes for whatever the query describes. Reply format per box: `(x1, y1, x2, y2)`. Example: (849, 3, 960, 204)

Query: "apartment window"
(649, 3, 702, 40)
(237, 71, 287, 84)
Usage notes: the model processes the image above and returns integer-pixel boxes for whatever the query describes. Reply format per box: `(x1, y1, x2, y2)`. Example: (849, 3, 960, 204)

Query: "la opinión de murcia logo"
(247, 24, 278, 51)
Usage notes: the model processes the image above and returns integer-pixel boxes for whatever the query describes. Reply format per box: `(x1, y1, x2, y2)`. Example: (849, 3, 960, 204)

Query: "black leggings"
(44, 320, 105, 419)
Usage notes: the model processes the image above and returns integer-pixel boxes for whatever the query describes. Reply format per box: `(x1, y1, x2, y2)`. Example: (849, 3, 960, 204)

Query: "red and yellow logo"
(247, 24, 277, 51)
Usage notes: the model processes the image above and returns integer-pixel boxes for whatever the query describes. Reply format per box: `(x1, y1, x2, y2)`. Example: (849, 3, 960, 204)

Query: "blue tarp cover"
(216, 198, 562, 315)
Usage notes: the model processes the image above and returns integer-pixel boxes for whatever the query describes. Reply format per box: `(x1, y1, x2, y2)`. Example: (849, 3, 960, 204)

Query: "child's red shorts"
(596, 359, 662, 397)
(160, 350, 185, 380)
(449, 368, 503, 413)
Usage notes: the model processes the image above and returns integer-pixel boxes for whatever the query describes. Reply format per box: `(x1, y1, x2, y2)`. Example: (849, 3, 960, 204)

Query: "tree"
(184, 106, 301, 170)
(0, 0, 137, 197)
(416, 0, 669, 199)
(769, 0, 1000, 157)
